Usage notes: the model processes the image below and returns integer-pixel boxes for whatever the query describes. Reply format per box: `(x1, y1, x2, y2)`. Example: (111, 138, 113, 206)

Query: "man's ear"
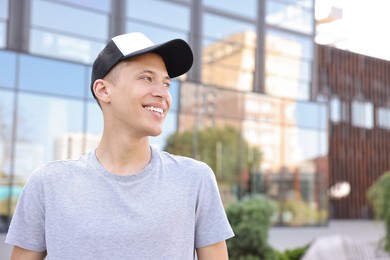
(93, 79, 112, 104)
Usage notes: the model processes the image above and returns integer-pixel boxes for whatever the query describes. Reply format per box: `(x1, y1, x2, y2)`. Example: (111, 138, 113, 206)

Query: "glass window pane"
(266, 54, 311, 81)
(19, 55, 85, 97)
(203, 13, 255, 40)
(377, 107, 390, 129)
(126, 21, 189, 44)
(87, 101, 103, 136)
(352, 100, 373, 129)
(126, 0, 189, 32)
(0, 22, 6, 49)
(202, 14, 256, 91)
(31, 0, 109, 40)
(0, 89, 14, 178)
(15, 94, 84, 178)
(30, 29, 105, 64)
(203, 0, 257, 19)
(0, 0, 8, 19)
(292, 101, 326, 129)
(265, 76, 309, 100)
(244, 93, 282, 124)
(0, 50, 16, 88)
(52, 0, 111, 12)
(266, 29, 313, 60)
(0, 91, 12, 229)
(266, 1, 313, 34)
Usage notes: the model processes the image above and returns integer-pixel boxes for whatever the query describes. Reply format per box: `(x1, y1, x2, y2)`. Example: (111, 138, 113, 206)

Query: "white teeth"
(144, 106, 163, 114)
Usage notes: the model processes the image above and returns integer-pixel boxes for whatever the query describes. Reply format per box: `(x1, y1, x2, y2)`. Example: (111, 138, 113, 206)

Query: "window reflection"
(203, 0, 257, 19)
(126, 0, 189, 32)
(202, 14, 256, 91)
(19, 54, 86, 97)
(265, 29, 312, 100)
(52, 0, 111, 12)
(31, 0, 109, 40)
(30, 29, 105, 64)
(15, 94, 84, 178)
(0, 51, 16, 88)
(203, 13, 255, 40)
(266, 0, 313, 34)
(352, 100, 373, 129)
(0, 0, 8, 19)
(0, 90, 14, 228)
(0, 22, 5, 48)
(126, 21, 189, 45)
(294, 101, 327, 129)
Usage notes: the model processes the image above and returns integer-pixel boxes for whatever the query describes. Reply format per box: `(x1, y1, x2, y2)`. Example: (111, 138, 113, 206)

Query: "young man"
(5, 32, 234, 259)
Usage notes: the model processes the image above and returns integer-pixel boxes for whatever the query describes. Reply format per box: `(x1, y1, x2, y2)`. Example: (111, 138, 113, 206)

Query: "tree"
(164, 126, 262, 186)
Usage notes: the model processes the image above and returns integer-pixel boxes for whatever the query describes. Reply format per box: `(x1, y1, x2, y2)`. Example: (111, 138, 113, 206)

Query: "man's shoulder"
(31, 152, 91, 178)
(157, 148, 208, 167)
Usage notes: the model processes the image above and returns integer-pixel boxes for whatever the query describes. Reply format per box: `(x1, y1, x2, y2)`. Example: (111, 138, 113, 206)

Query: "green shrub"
(367, 171, 390, 252)
(282, 244, 310, 260)
(226, 195, 277, 260)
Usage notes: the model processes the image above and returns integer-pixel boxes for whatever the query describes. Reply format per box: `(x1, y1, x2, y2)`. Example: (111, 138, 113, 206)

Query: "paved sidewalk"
(268, 220, 386, 252)
(1, 220, 387, 259)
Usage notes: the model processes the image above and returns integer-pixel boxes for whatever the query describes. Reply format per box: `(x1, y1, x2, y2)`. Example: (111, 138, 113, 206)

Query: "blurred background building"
(0, 0, 386, 231)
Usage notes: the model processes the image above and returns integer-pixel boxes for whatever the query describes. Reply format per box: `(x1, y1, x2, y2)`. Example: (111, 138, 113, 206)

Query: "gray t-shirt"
(5, 146, 234, 259)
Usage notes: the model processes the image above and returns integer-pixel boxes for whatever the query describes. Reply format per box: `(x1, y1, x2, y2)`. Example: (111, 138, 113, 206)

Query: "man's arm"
(196, 241, 229, 260)
(11, 246, 47, 260)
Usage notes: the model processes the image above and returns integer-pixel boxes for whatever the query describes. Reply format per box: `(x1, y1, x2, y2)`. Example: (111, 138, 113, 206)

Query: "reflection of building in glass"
(55, 133, 101, 160)
(0, 0, 339, 231)
(12, 142, 44, 181)
(202, 31, 256, 92)
(198, 31, 309, 174)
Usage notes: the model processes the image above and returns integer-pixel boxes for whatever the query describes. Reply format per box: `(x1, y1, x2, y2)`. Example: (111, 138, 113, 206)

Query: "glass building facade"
(0, 0, 327, 231)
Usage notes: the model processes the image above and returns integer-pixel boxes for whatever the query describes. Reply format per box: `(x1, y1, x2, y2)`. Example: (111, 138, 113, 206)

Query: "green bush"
(281, 244, 310, 260)
(367, 171, 390, 252)
(226, 195, 278, 260)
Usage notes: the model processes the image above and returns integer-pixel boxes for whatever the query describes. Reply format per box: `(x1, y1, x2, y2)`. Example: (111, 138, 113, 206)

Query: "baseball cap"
(91, 32, 194, 98)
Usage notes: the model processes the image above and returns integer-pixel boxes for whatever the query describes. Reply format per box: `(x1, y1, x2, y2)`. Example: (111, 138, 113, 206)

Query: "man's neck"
(95, 135, 151, 176)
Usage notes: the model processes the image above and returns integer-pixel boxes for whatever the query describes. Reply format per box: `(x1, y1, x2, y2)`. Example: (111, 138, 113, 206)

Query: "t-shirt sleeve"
(5, 168, 46, 252)
(194, 164, 234, 248)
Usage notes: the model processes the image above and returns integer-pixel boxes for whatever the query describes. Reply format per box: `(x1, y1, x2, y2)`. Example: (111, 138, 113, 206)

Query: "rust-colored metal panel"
(317, 45, 390, 219)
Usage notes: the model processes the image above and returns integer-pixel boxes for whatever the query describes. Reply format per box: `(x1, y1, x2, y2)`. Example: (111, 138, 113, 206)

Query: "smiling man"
(5, 32, 234, 259)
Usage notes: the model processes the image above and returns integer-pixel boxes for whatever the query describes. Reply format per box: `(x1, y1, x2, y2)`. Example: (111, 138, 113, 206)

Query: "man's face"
(104, 52, 172, 138)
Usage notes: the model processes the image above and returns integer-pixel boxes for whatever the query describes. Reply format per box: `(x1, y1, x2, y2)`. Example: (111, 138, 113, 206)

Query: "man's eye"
(142, 76, 152, 82)
(164, 82, 171, 88)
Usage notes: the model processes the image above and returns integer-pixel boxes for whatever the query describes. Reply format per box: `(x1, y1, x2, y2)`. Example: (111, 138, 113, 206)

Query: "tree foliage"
(164, 126, 262, 184)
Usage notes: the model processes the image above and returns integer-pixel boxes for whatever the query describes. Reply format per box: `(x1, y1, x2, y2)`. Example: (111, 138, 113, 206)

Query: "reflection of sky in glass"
(0, 0, 8, 19)
(0, 51, 16, 88)
(32, 0, 109, 40)
(203, 13, 255, 40)
(295, 101, 327, 129)
(87, 101, 104, 135)
(17, 93, 83, 162)
(203, 0, 257, 18)
(30, 29, 106, 64)
(127, 0, 189, 32)
(0, 22, 5, 48)
(19, 55, 86, 97)
(0, 90, 14, 175)
(53, 0, 110, 12)
(126, 21, 189, 43)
